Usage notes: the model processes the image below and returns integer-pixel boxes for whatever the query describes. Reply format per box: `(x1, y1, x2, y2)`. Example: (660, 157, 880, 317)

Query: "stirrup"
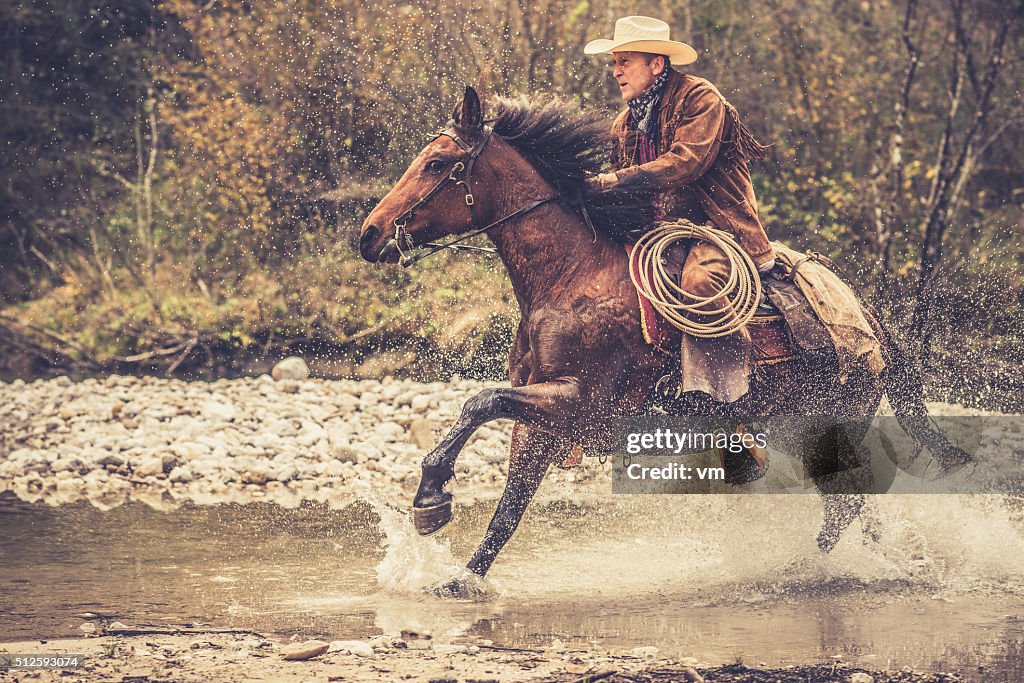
(654, 370, 682, 401)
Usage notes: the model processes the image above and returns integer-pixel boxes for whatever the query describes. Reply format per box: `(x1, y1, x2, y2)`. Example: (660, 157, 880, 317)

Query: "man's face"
(611, 52, 665, 101)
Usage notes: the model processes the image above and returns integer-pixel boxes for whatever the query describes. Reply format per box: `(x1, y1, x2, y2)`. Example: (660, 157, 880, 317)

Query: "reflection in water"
(0, 493, 1022, 678)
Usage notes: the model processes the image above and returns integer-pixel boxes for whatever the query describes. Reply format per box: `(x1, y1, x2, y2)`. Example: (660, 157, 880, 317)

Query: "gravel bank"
(1, 373, 1003, 511)
(0, 374, 602, 511)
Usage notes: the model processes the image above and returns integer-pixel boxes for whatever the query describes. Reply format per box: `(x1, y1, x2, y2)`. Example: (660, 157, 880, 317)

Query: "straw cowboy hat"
(584, 16, 698, 66)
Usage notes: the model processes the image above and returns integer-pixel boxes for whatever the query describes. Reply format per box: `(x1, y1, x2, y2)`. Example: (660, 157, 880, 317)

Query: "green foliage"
(0, 0, 1021, 375)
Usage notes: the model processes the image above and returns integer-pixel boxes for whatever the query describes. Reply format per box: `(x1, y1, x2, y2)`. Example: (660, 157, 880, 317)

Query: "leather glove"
(585, 172, 619, 192)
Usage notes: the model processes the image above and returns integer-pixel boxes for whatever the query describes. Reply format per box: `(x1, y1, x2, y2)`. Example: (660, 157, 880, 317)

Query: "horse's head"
(359, 86, 496, 264)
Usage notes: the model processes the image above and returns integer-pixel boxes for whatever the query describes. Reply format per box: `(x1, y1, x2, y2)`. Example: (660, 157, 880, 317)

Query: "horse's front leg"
(468, 424, 557, 576)
(434, 425, 560, 597)
(412, 379, 581, 535)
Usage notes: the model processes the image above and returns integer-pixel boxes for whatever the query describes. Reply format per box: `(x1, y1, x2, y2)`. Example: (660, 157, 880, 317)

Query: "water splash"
(369, 498, 492, 599)
(477, 494, 1024, 605)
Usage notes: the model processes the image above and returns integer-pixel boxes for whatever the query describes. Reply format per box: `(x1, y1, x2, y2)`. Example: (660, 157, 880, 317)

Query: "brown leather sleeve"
(608, 111, 627, 172)
(614, 86, 725, 190)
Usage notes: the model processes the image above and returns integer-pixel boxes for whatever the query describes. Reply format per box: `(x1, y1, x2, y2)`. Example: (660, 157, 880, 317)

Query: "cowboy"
(585, 15, 776, 406)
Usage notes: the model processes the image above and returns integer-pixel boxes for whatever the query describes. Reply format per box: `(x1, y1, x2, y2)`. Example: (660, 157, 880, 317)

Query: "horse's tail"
(863, 304, 973, 470)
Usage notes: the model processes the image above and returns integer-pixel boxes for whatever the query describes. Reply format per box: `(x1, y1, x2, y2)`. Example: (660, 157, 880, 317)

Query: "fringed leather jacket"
(610, 70, 775, 265)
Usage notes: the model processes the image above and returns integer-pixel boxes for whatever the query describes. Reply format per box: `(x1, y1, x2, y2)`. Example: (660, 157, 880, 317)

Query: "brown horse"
(358, 87, 968, 597)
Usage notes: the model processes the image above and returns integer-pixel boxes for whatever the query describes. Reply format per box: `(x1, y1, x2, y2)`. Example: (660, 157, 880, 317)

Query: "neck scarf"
(627, 66, 672, 135)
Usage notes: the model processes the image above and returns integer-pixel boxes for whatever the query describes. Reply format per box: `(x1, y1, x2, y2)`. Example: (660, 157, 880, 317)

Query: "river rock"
(280, 639, 329, 661)
(682, 667, 705, 682)
(630, 646, 659, 660)
(272, 357, 310, 381)
(328, 640, 373, 657)
(168, 466, 194, 483)
(375, 421, 405, 442)
(849, 674, 874, 683)
(409, 419, 435, 450)
(134, 456, 164, 478)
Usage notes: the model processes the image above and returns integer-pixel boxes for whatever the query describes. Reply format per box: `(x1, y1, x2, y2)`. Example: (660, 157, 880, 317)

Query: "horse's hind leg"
(817, 493, 867, 552)
(413, 379, 581, 535)
(808, 371, 883, 552)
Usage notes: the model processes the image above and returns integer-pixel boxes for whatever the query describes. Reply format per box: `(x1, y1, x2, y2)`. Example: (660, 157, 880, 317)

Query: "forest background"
(1, 0, 1021, 409)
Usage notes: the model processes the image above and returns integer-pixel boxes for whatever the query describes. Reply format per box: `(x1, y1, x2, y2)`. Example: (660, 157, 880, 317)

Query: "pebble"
(328, 640, 374, 657)
(849, 674, 874, 683)
(280, 639, 330, 660)
(133, 456, 164, 478)
(278, 379, 301, 394)
(630, 646, 659, 660)
(409, 418, 436, 450)
(168, 466, 194, 483)
(272, 357, 310, 381)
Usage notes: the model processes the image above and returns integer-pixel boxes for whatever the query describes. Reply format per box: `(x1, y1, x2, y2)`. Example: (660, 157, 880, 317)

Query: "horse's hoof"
(817, 529, 839, 553)
(430, 577, 486, 600)
(413, 499, 452, 536)
(721, 445, 769, 485)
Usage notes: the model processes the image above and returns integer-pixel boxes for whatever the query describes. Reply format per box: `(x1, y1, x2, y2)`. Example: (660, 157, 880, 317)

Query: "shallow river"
(2, 492, 1022, 679)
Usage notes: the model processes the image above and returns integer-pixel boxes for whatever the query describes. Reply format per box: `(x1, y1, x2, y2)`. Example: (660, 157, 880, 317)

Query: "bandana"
(627, 66, 672, 135)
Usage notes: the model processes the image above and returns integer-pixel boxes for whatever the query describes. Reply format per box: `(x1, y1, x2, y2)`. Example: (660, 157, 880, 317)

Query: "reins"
(391, 125, 559, 268)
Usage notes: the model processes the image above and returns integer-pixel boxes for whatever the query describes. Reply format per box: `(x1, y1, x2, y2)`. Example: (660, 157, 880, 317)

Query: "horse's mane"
(488, 95, 655, 241)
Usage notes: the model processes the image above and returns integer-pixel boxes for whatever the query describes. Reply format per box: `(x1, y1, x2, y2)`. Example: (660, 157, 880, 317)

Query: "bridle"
(390, 124, 559, 268)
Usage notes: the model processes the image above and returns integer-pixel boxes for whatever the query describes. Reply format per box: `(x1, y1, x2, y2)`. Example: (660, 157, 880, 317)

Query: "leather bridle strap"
(390, 125, 558, 268)
(391, 127, 491, 252)
(400, 195, 557, 267)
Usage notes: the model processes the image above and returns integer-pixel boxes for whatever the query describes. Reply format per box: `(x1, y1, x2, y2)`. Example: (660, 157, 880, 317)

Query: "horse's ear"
(453, 86, 483, 133)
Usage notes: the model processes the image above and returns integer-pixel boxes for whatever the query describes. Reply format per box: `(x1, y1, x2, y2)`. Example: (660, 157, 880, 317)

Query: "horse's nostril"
(359, 225, 380, 260)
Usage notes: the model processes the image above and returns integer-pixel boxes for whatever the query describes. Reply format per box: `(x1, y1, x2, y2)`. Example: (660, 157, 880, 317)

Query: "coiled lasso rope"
(629, 221, 762, 338)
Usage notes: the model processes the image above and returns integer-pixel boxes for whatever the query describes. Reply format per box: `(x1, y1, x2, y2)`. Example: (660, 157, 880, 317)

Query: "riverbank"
(2, 373, 1006, 511)
(0, 631, 965, 682)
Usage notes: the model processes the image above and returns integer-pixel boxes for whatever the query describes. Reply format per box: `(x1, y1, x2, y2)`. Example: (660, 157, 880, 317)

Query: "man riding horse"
(356, 19, 971, 592)
(586, 16, 776, 406)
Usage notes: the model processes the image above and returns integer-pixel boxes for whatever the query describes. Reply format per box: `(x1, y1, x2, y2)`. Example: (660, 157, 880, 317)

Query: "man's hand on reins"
(585, 172, 620, 192)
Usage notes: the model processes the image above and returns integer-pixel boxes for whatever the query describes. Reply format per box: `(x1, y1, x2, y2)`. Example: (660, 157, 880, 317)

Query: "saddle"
(626, 241, 827, 368)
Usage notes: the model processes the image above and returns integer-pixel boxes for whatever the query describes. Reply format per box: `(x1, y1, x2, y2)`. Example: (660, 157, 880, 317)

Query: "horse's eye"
(425, 159, 447, 174)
